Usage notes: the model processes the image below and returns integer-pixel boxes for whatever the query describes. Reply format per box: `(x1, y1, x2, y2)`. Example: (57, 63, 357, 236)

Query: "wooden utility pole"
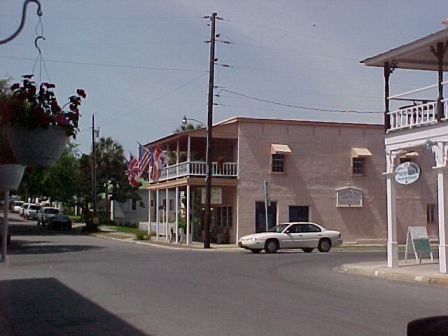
(91, 114, 97, 219)
(204, 12, 217, 248)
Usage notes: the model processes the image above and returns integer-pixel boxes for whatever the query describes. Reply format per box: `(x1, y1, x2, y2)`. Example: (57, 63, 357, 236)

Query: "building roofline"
(361, 28, 448, 71)
(144, 116, 383, 146)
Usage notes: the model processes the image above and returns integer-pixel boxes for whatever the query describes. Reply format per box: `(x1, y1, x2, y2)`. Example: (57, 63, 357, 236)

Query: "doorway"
(255, 201, 277, 233)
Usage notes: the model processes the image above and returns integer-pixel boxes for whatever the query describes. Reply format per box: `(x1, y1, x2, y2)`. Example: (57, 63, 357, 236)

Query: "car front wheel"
(318, 238, 332, 252)
(264, 240, 279, 254)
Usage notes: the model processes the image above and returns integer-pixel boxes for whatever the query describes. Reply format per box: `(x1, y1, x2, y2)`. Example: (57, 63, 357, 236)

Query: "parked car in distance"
(25, 204, 41, 220)
(12, 201, 24, 213)
(37, 207, 60, 226)
(47, 214, 72, 231)
(20, 203, 30, 217)
(238, 222, 343, 254)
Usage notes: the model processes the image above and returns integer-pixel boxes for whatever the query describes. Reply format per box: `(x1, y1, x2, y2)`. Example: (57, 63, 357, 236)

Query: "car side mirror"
(285, 230, 290, 234)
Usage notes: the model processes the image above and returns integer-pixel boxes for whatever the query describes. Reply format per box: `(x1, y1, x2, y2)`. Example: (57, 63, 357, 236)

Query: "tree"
(93, 137, 139, 223)
(18, 143, 81, 204)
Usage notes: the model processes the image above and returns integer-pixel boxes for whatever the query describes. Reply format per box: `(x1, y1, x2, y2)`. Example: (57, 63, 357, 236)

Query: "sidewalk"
(339, 260, 448, 287)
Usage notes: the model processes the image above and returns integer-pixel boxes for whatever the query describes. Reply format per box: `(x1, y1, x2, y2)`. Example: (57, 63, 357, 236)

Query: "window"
(131, 199, 137, 211)
(300, 224, 321, 233)
(169, 199, 174, 211)
(271, 154, 285, 173)
(217, 206, 232, 227)
(352, 158, 365, 175)
(427, 204, 436, 225)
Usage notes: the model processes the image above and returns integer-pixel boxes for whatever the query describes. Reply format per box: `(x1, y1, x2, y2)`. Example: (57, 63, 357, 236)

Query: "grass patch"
(68, 215, 82, 223)
(102, 225, 153, 240)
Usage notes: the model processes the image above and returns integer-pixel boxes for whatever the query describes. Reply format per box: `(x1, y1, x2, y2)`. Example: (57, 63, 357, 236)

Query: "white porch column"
(175, 186, 179, 243)
(156, 190, 160, 240)
(165, 188, 169, 241)
(436, 168, 448, 273)
(186, 184, 190, 245)
(432, 142, 448, 273)
(386, 173, 399, 267)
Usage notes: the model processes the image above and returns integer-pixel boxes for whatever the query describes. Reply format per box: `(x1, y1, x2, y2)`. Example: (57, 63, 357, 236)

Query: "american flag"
(127, 154, 140, 187)
(137, 143, 151, 179)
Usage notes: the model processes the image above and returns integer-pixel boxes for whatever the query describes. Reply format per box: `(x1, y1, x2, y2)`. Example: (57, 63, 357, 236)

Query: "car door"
(300, 223, 322, 248)
(283, 224, 307, 248)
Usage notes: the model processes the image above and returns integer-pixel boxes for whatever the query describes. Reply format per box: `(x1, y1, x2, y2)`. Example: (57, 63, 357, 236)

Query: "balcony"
(387, 82, 448, 133)
(156, 161, 238, 183)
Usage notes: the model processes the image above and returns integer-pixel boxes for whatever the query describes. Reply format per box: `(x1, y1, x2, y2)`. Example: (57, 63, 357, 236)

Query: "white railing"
(388, 101, 439, 131)
(155, 161, 238, 183)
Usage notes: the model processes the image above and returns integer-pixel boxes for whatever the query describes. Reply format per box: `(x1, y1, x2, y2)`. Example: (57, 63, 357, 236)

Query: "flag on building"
(147, 144, 170, 183)
(137, 143, 151, 179)
(127, 154, 140, 187)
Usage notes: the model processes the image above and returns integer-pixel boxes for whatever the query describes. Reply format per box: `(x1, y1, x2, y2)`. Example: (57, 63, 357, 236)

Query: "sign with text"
(336, 188, 363, 207)
(395, 162, 421, 185)
(201, 187, 222, 205)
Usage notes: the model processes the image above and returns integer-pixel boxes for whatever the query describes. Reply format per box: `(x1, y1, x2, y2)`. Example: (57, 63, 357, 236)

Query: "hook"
(0, 0, 43, 45)
(34, 35, 46, 55)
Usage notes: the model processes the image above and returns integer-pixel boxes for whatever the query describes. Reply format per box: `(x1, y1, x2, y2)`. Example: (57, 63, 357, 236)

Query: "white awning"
(271, 144, 292, 154)
(351, 147, 372, 158)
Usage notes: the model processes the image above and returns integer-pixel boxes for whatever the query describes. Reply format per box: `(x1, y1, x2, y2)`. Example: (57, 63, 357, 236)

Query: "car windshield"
(268, 224, 289, 233)
(29, 205, 40, 210)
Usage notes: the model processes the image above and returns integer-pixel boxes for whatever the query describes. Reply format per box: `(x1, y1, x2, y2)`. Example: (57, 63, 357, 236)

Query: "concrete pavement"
(339, 260, 448, 287)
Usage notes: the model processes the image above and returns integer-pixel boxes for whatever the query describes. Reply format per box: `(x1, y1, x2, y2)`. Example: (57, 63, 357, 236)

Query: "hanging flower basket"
(0, 75, 86, 167)
(0, 164, 25, 191)
(6, 125, 68, 167)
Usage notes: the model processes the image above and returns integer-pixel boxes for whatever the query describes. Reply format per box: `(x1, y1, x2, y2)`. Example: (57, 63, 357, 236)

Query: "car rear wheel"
(302, 248, 313, 253)
(250, 249, 262, 254)
(264, 240, 279, 254)
(318, 238, 332, 252)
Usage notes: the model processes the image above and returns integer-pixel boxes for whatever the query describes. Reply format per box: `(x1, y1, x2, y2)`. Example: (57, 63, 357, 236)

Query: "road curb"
(337, 263, 448, 287)
(91, 233, 241, 252)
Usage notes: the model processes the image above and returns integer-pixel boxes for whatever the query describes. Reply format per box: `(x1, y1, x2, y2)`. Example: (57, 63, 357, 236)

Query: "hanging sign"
(201, 187, 222, 204)
(404, 226, 433, 264)
(394, 162, 421, 185)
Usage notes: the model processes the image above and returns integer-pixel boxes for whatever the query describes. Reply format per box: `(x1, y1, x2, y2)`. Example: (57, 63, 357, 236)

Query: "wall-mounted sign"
(201, 187, 222, 205)
(394, 162, 421, 185)
(336, 187, 363, 207)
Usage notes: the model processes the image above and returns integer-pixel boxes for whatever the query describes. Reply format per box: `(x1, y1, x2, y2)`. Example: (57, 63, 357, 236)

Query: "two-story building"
(362, 27, 448, 273)
(142, 116, 438, 247)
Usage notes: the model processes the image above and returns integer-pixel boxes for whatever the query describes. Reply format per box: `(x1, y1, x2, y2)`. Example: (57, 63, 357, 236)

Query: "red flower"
(10, 83, 20, 91)
(76, 89, 86, 98)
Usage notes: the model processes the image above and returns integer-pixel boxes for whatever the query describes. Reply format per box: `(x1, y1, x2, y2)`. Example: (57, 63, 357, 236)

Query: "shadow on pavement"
(0, 278, 150, 336)
(6, 239, 103, 255)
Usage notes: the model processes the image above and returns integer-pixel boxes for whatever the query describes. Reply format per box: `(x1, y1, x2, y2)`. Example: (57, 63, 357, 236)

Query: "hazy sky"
(1, 0, 447, 154)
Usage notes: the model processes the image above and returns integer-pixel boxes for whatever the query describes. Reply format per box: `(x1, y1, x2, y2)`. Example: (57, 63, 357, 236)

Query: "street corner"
(337, 260, 448, 287)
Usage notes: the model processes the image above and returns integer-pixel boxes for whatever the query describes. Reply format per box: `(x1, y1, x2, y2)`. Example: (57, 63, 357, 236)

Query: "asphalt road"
(1, 218, 448, 336)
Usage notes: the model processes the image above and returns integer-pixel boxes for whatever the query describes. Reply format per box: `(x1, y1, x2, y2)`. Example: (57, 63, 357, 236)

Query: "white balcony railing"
(156, 161, 238, 183)
(388, 101, 439, 131)
(387, 81, 448, 132)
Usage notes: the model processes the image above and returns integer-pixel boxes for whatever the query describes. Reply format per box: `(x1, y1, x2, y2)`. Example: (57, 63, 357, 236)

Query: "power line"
(96, 72, 208, 128)
(219, 89, 383, 114)
(0, 55, 207, 73)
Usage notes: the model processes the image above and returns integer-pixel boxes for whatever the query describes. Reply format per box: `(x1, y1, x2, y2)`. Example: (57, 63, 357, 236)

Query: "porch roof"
(361, 28, 448, 71)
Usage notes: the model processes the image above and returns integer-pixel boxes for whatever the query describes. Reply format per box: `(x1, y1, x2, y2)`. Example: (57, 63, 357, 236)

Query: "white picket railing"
(156, 161, 238, 182)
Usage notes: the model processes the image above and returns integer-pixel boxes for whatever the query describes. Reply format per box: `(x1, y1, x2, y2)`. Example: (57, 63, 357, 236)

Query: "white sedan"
(238, 222, 343, 254)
